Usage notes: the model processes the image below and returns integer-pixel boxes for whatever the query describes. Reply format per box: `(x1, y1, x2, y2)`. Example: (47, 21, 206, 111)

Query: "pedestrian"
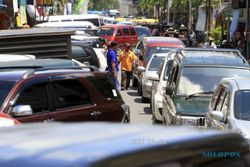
(203, 37, 217, 49)
(118, 43, 138, 90)
(106, 41, 119, 89)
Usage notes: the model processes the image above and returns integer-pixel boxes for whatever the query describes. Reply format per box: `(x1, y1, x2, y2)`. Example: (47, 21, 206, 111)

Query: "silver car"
(140, 53, 169, 102)
(206, 77, 250, 140)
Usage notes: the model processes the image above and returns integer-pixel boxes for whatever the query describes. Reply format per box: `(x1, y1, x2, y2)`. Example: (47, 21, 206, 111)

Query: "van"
(98, 25, 138, 47)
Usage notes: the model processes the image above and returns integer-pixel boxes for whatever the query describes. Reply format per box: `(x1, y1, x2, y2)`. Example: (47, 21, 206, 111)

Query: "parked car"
(132, 37, 184, 88)
(151, 52, 175, 123)
(0, 54, 35, 62)
(162, 48, 250, 127)
(71, 42, 101, 68)
(98, 24, 138, 47)
(0, 123, 249, 166)
(71, 37, 106, 71)
(139, 53, 168, 102)
(0, 67, 129, 123)
(0, 113, 20, 127)
(135, 26, 152, 38)
(206, 77, 250, 140)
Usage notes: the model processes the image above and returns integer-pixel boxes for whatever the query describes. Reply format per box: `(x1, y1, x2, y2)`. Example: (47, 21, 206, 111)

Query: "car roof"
(0, 123, 244, 167)
(100, 24, 135, 28)
(143, 37, 185, 47)
(177, 48, 249, 67)
(221, 77, 250, 90)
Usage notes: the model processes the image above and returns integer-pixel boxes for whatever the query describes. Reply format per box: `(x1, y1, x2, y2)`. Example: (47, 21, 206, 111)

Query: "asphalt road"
(120, 87, 152, 124)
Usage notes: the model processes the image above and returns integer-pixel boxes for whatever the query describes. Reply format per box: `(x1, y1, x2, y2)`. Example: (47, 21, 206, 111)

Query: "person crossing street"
(119, 43, 138, 90)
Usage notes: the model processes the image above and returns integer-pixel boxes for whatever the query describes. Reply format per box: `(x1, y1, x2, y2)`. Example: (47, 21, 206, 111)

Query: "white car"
(0, 54, 35, 62)
(150, 52, 174, 123)
(140, 53, 170, 103)
(206, 77, 250, 140)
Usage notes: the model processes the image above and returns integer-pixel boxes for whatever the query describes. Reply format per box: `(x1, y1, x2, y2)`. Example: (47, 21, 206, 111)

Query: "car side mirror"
(210, 111, 224, 122)
(165, 86, 174, 96)
(12, 105, 33, 116)
(138, 66, 145, 71)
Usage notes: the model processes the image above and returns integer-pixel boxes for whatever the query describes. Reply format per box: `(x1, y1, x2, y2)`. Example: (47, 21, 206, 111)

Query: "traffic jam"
(0, 0, 250, 166)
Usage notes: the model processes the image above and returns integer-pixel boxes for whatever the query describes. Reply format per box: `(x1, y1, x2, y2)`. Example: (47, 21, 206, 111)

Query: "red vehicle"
(132, 37, 185, 88)
(0, 113, 20, 127)
(98, 24, 138, 47)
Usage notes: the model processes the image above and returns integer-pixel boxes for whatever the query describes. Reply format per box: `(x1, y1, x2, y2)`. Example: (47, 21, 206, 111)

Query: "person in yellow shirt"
(119, 43, 138, 90)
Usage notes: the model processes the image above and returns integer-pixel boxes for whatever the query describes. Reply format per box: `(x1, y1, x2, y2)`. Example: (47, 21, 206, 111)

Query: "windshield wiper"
(185, 91, 214, 100)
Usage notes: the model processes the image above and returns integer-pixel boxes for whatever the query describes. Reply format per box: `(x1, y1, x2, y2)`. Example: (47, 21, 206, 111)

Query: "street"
(120, 87, 152, 124)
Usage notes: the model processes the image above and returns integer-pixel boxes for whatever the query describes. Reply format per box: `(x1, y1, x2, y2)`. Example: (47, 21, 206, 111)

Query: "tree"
(88, 0, 119, 10)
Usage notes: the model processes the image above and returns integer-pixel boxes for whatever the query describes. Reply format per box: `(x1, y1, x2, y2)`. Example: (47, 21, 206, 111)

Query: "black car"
(71, 42, 100, 68)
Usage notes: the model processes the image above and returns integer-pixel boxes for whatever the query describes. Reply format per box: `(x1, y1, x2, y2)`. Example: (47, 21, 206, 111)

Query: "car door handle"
(43, 118, 55, 123)
(90, 111, 102, 116)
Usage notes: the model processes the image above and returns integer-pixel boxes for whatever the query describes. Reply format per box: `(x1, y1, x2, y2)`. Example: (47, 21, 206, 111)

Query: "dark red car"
(0, 67, 130, 123)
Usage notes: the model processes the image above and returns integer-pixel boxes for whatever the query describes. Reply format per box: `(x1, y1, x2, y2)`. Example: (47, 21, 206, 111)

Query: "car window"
(0, 81, 16, 109)
(221, 92, 229, 120)
(215, 88, 227, 111)
(123, 28, 130, 36)
(15, 82, 49, 114)
(148, 56, 165, 71)
(98, 27, 114, 36)
(129, 27, 136, 36)
(87, 76, 122, 100)
(211, 86, 222, 110)
(72, 46, 88, 58)
(163, 60, 174, 81)
(234, 90, 250, 121)
(116, 29, 122, 36)
(52, 79, 91, 109)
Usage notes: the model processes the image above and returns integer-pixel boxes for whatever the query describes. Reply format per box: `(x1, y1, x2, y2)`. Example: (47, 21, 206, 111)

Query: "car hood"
(234, 119, 250, 139)
(174, 96, 211, 116)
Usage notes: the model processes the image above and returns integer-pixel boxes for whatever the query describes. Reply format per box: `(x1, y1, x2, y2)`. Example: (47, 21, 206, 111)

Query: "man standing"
(119, 43, 138, 90)
(106, 41, 119, 89)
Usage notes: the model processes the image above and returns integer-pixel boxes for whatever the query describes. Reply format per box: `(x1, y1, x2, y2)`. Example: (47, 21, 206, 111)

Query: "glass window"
(52, 79, 91, 109)
(15, 82, 49, 114)
(148, 56, 165, 71)
(215, 89, 227, 111)
(129, 27, 136, 36)
(136, 27, 151, 37)
(72, 46, 88, 58)
(98, 28, 114, 36)
(146, 47, 174, 61)
(211, 86, 222, 110)
(177, 67, 250, 96)
(87, 76, 122, 100)
(235, 90, 250, 121)
(0, 81, 16, 109)
(116, 29, 122, 36)
(123, 28, 130, 36)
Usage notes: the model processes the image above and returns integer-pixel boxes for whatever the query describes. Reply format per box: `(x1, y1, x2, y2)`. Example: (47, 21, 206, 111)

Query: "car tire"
(138, 84, 142, 96)
(141, 96, 149, 103)
(152, 115, 162, 124)
(132, 76, 138, 87)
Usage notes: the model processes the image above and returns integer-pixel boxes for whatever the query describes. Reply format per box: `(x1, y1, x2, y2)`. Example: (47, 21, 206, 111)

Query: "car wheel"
(152, 115, 162, 124)
(141, 96, 149, 103)
(138, 84, 142, 96)
(132, 76, 138, 87)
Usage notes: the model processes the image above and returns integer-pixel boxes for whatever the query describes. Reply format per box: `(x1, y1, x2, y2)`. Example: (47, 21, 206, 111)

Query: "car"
(206, 77, 250, 140)
(0, 123, 249, 166)
(98, 24, 138, 47)
(135, 26, 152, 38)
(71, 42, 101, 68)
(35, 21, 97, 30)
(0, 54, 35, 62)
(162, 48, 250, 127)
(151, 52, 175, 124)
(0, 66, 129, 123)
(132, 37, 184, 88)
(139, 53, 169, 103)
(71, 37, 106, 71)
(0, 113, 20, 127)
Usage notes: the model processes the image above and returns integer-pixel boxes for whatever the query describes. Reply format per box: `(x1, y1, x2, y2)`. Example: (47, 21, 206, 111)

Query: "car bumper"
(121, 104, 130, 123)
(142, 82, 152, 98)
(154, 94, 163, 121)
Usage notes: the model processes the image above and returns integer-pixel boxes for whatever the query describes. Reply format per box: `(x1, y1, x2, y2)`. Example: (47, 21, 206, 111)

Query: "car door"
(115, 28, 123, 45)
(9, 78, 51, 123)
(163, 61, 179, 125)
(49, 77, 97, 122)
(122, 27, 130, 45)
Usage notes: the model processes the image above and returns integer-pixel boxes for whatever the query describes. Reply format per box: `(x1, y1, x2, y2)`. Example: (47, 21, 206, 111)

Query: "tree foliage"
(88, 0, 119, 10)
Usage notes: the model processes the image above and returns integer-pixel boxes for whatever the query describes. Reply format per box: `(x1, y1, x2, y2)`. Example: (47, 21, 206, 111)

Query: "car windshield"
(98, 28, 114, 36)
(177, 67, 250, 96)
(146, 47, 172, 61)
(0, 81, 16, 109)
(136, 27, 151, 37)
(148, 56, 165, 71)
(235, 90, 250, 121)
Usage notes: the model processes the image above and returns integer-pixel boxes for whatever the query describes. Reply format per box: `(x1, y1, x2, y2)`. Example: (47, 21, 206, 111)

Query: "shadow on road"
(134, 98, 142, 103)
(137, 107, 152, 115)
(127, 91, 139, 96)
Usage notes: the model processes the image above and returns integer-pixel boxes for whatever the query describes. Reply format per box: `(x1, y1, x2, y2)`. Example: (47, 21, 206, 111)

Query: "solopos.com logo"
(202, 151, 241, 158)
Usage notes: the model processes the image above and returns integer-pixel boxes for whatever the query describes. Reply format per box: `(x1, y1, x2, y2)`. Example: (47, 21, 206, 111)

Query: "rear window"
(87, 76, 122, 100)
(99, 28, 115, 36)
(146, 47, 173, 61)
